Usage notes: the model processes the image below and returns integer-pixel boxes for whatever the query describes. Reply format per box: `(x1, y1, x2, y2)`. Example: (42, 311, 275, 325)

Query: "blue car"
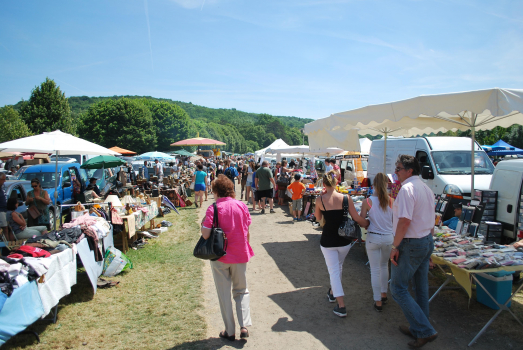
(18, 162, 89, 228)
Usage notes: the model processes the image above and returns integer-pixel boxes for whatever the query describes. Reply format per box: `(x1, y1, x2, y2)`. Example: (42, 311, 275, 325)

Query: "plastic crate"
(475, 273, 513, 310)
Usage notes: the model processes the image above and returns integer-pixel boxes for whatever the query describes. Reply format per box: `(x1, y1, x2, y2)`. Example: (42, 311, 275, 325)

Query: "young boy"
(287, 174, 306, 221)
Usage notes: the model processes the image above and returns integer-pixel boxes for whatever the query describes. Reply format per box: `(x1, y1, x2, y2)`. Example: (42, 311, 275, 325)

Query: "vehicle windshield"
(19, 172, 57, 188)
(431, 151, 494, 175)
(361, 160, 368, 171)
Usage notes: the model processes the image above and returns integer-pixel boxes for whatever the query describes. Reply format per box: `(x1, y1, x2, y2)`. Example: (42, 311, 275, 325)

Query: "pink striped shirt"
(203, 197, 254, 264)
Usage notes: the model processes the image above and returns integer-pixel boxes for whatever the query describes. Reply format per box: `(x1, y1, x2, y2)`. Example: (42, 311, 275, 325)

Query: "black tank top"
(320, 196, 352, 247)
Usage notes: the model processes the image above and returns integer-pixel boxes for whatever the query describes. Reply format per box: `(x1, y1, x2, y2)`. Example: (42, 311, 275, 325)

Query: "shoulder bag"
(193, 202, 228, 260)
(277, 171, 290, 186)
(27, 192, 42, 220)
(338, 195, 361, 240)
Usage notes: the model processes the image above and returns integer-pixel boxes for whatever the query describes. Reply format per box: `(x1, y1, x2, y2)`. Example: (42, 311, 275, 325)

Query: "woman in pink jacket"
(201, 174, 254, 341)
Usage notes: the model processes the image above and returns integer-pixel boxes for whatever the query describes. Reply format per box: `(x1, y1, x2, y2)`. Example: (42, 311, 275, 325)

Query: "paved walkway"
(195, 189, 522, 350)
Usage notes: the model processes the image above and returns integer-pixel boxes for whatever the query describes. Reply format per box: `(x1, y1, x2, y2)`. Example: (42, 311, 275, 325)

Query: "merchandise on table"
(433, 228, 523, 270)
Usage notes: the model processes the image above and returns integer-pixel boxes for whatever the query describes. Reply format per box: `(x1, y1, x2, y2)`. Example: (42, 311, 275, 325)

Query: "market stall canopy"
(135, 151, 174, 161)
(304, 88, 523, 137)
(304, 88, 523, 198)
(483, 140, 523, 156)
(0, 130, 120, 156)
(254, 139, 289, 157)
(109, 146, 136, 155)
(80, 155, 126, 169)
(359, 138, 372, 155)
(265, 145, 344, 156)
(171, 150, 194, 157)
(171, 136, 225, 147)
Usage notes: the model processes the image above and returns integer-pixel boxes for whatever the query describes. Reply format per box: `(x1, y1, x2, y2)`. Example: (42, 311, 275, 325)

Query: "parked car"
(3, 180, 31, 218)
(18, 162, 89, 228)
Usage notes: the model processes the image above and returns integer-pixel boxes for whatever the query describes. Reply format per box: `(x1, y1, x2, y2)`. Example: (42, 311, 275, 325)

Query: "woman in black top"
(314, 170, 368, 318)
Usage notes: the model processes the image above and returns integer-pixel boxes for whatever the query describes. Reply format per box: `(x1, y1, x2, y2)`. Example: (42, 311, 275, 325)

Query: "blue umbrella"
(135, 151, 173, 161)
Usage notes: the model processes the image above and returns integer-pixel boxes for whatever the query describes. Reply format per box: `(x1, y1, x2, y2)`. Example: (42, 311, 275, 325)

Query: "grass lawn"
(3, 202, 205, 350)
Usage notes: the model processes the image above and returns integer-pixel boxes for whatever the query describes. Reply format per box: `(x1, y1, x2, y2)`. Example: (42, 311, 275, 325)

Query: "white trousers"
(365, 233, 393, 301)
(210, 261, 252, 336)
(320, 243, 354, 298)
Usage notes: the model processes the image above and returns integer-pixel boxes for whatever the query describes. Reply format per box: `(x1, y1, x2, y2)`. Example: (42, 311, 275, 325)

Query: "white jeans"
(320, 243, 354, 298)
(366, 233, 394, 301)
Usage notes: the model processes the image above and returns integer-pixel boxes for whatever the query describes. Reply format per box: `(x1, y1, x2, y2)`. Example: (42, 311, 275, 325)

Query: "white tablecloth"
(37, 249, 77, 317)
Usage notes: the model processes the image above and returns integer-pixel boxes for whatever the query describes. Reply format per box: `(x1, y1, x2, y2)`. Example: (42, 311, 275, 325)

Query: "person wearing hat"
(87, 177, 101, 197)
(442, 204, 462, 230)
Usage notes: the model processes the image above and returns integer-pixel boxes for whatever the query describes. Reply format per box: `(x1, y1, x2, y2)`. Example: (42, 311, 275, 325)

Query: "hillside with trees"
(10, 81, 313, 154)
(6, 78, 523, 153)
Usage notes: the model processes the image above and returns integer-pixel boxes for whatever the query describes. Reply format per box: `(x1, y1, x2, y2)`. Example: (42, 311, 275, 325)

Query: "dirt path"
(196, 188, 522, 350)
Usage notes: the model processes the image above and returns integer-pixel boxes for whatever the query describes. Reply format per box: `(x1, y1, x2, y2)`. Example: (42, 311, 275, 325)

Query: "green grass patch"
(3, 202, 205, 350)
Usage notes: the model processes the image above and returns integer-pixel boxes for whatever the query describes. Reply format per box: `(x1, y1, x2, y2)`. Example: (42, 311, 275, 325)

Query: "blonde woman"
(359, 173, 394, 312)
(315, 170, 368, 318)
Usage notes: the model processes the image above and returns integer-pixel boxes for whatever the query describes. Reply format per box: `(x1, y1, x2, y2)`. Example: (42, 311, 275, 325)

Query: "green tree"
(20, 77, 76, 135)
(78, 98, 156, 154)
(142, 100, 192, 152)
(0, 106, 33, 142)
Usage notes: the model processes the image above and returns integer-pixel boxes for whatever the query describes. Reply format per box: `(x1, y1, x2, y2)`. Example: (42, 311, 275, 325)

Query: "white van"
(489, 159, 523, 240)
(367, 137, 494, 197)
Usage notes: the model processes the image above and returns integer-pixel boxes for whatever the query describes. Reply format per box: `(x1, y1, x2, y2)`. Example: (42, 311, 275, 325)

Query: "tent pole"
(471, 122, 476, 200)
(54, 151, 58, 231)
(383, 131, 388, 173)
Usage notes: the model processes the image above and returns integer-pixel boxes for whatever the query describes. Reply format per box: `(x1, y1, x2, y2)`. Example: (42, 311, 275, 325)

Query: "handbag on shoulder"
(193, 202, 228, 260)
(27, 205, 42, 220)
(338, 195, 361, 240)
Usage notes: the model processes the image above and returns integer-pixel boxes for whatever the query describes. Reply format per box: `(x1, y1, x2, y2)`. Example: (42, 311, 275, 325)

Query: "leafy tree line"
(9, 84, 312, 153)
(5, 78, 522, 154)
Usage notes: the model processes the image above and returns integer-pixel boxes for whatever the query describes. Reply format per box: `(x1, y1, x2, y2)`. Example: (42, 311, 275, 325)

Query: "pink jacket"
(203, 197, 254, 264)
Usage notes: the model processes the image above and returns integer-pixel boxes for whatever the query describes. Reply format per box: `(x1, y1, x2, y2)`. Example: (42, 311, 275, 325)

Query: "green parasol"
(80, 155, 125, 169)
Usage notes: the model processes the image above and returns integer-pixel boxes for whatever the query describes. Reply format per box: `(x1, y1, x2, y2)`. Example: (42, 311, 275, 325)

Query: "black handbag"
(338, 195, 361, 240)
(193, 202, 228, 260)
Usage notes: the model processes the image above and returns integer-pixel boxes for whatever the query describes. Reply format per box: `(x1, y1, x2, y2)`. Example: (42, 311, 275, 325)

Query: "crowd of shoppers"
(195, 154, 439, 348)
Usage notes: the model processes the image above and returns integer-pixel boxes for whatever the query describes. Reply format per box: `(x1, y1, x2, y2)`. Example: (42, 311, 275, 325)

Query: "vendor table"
(119, 202, 159, 253)
(430, 255, 523, 346)
(0, 281, 45, 346)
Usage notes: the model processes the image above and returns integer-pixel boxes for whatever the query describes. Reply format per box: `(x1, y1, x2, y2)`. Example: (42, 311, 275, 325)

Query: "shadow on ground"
(167, 337, 247, 350)
(263, 232, 523, 349)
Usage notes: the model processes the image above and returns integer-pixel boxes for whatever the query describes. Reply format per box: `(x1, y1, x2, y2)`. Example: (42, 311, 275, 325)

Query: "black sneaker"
(333, 304, 347, 318)
(270, 209, 276, 214)
(381, 297, 388, 304)
(374, 302, 383, 312)
(261, 208, 265, 214)
(327, 288, 336, 303)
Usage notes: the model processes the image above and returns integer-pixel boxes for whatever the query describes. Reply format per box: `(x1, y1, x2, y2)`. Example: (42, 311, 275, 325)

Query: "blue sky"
(1, 0, 522, 120)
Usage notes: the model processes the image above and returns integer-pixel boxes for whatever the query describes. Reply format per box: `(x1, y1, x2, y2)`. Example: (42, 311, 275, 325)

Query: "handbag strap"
(212, 202, 219, 228)
(342, 195, 349, 218)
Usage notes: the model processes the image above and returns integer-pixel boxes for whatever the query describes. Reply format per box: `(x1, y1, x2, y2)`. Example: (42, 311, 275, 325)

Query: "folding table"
(430, 255, 523, 346)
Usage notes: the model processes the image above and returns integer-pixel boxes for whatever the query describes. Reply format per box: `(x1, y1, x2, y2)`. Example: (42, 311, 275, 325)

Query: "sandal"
(240, 327, 249, 338)
(219, 331, 235, 341)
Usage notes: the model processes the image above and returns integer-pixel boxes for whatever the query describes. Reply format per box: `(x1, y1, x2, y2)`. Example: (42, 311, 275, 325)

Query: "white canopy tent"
(304, 88, 523, 198)
(254, 139, 289, 158)
(265, 145, 344, 157)
(0, 130, 120, 229)
(359, 138, 372, 155)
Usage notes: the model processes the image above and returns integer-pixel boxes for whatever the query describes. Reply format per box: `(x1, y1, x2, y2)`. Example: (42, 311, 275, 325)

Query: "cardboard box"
(33, 154, 50, 163)
(25, 159, 44, 165)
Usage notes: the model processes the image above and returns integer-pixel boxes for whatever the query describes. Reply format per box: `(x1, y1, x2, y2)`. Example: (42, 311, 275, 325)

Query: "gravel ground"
(194, 189, 523, 350)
